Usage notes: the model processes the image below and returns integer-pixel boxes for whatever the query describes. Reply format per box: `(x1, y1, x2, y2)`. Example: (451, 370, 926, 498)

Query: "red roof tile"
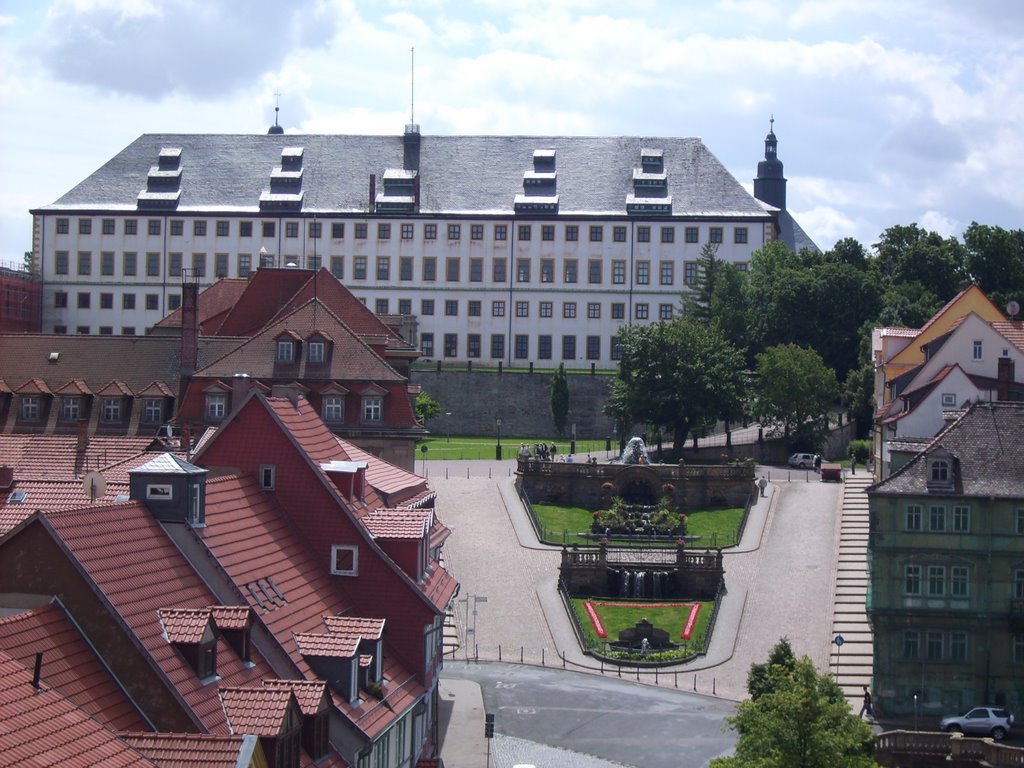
(159, 609, 212, 645)
(121, 732, 261, 768)
(992, 319, 1024, 353)
(0, 649, 155, 766)
(363, 508, 430, 539)
(261, 680, 328, 716)
(219, 687, 295, 736)
(294, 632, 359, 658)
(0, 603, 148, 732)
(322, 616, 385, 641)
(210, 606, 252, 631)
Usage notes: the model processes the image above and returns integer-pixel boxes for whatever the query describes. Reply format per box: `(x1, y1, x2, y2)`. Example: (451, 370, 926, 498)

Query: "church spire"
(753, 115, 786, 210)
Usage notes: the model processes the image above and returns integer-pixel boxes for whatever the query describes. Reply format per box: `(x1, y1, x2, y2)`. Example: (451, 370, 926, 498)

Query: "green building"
(867, 401, 1024, 720)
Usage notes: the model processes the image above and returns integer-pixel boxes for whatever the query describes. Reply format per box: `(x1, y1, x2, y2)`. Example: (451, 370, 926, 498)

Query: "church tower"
(753, 116, 787, 210)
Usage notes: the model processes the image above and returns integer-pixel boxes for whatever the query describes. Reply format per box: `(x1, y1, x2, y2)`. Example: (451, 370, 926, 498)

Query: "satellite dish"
(1007, 300, 1020, 319)
(82, 471, 107, 502)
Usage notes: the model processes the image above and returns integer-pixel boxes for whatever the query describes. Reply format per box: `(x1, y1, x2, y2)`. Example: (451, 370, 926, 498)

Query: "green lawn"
(418, 435, 614, 461)
(571, 598, 714, 657)
(532, 503, 745, 548)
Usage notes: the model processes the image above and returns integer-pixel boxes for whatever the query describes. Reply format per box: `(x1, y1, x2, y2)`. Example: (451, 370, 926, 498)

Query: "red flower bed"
(583, 601, 607, 638)
(583, 602, 702, 641)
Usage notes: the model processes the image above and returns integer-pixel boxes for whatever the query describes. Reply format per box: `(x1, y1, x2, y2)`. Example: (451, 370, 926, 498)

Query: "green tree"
(962, 221, 1024, 310)
(711, 654, 878, 768)
(753, 344, 839, 451)
(609, 315, 746, 457)
(414, 391, 442, 426)
(550, 363, 569, 438)
(873, 223, 968, 304)
(684, 242, 723, 321)
(746, 637, 797, 701)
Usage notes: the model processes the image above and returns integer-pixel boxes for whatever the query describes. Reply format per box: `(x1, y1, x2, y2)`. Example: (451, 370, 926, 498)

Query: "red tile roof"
(262, 680, 328, 716)
(219, 687, 295, 736)
(153, 278, 250, 333)
(294, 632, 359, 658)
(209, 606, 252, 631)
(0, 479, 127, 535)
(121, 732, 262, 768)
(0, 602, 148, 732)
(322, 616, 385, 641)
(992, 319, 1024, 353)
(0, 649, 155, 767)
(41, 502, 272, 733)
(0, 435, 160, 481)
(335, 437, 431, 505)
(159, 609, 212, 645)
(363, 508, 431, 539)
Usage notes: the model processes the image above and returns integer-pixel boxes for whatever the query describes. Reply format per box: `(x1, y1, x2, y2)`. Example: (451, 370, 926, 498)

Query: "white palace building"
(29, 120, 816, 369)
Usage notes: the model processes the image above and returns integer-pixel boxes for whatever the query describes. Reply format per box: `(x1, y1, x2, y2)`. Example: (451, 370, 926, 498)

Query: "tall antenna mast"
(410, 47, 415, 126)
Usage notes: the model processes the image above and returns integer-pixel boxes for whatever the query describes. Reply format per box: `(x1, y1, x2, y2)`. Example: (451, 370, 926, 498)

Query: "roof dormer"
(158, 608, 218, 681)
(627, 147, 672, 214)
(274, 331, 303, 367)
(514, 149, 558, 214)
(138, 147, 182, 210)
(925, 446, 958, 493)
(304, 333, 333, 366)
(210, 606, 254, 665)
(320, 460, 367, 502)
(260, 147, 305, 212)
(294, 632, 361, 704)
(375, 168, 418, 213)
(128, 452, 208, 525)
(220, 687, 303, 768)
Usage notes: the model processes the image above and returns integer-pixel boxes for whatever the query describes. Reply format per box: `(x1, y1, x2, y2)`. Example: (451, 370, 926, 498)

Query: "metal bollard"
(520, 647, 524, 663)
(562, 651, 565, 669)
(693, 674, 697, 691)
(498, 645, 502, 661)
(541, 648, 545, 666)
(713, 677, 716, 694)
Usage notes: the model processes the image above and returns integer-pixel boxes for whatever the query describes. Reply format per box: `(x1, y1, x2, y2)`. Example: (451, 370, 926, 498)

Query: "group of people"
(517, 442, 599, 465)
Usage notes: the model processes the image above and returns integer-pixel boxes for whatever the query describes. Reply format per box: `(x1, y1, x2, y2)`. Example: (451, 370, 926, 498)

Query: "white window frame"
(330, 544, 359, 576)
(905, 564, 922, 595)
(143, 398, 163, 423)
(941, 392, 956, 407)
(61, 397, 81, 421)
(276, 340, 295, 363)
(950, 565, 969, 597)
(363, 397, 383, 423)
(101, 397, 121, 423)
(19, 396, 39, 420)
(206, 393, 227, 420)
(323, 396, 345, 423)
(146, 484, 173, 500)
(308, 341, 325, 363)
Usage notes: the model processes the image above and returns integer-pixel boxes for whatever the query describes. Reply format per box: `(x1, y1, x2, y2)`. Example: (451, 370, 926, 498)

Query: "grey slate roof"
(869, 402, 1024, 498)
(38, 134, 775, 219)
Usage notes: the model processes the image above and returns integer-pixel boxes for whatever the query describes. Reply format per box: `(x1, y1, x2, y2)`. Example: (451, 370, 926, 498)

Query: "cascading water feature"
(619, 569, 631, 597)
(633, 570, 645, 598)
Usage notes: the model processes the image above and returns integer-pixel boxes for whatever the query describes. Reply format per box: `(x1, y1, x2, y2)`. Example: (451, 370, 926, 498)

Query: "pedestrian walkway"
(827, 473, 874, 707)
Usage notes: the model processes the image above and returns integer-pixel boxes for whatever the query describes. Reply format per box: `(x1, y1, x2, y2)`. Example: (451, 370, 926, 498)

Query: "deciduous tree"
(550, 363, 570, 438)
(753, 344, 839, 451)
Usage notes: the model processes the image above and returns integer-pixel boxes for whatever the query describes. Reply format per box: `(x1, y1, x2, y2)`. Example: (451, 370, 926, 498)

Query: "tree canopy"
(608, 315, 746, 456)
(550, 363, 570, 437)
(712, 639, 878, 768)
(753, 344, 840, 451)
(413, 391, 442, 426)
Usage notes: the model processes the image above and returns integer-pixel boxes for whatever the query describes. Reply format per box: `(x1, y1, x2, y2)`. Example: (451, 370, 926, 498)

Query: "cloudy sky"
(1, 0, 1022, 264)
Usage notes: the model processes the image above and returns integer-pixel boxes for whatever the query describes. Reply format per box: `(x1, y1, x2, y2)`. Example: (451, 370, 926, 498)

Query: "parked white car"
(940, 706, 1014, 740)
(787, 452, 817, 469)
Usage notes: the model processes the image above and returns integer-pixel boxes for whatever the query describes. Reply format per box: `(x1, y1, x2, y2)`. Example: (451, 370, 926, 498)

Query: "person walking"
(757, 476, 768, 497)
(859, 686, 874, 719)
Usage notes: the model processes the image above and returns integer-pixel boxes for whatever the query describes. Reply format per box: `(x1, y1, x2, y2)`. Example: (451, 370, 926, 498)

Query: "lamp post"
(495, 417, 502, 461)
(445, 412, 451, 442)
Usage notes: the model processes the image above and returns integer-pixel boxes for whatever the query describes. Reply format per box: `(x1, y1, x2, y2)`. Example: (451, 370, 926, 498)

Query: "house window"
(206, 393, 227, 420)
(926, 631, 944, 660)
(927, 565, 945, 596)
(215, 253, 228, 277)
(905, 504, 922, 531)
(1015, 569, 1024, 600)
(587, 302, 601, 319)
(192, 253, 206, 277)
(661, 227, 675, 243)
(950, 566, 969, 598)
(659, 304, 673, 320)
(468, 300, 481, 317)
(613, 226, 627, 242)
(516, 259, 531, 282)
(637, 226, 650, 243)
(216, 220, 230, 237)
(424, 223, 437, 240)
(444, 334, 457, 357)
(363, 397, 382, 422)
(323, 396, 344, 423)
(143, 398, 163, 423)
(354, 223, 368, 239)
(612, 261, 626, 284)
(421, 333, 434, 357)
(493, 258, 507, 282)
(101, 252, 114, 276)
(469, 258, 483, 282)
(353, 256, 367, 280)
(260, 221, 275, 239)
(514, 335, 529, 359)
(972, 340, 983, 360)
(660, 261, 674, 285)
(123, 253, 137, 276)
(239, 221, 253, 237)
(564, 260, 578, 283)
(709, 227, 723, 243)
(685, 227, 699, 243)
(400, 257, 414, 281)
(194, 220, 207, 237)
(492, 301, 505, 317)
(448, 224, 461, 240)
(494, 224, 507, 241)
(953, 505, 970, 533)
(518, 225, 531, 241)
(239, 254, 252, 278)
(170, 220, 184, 236)
(904, 565, 921, 595)
(375, 223, 389, 240)
(467, 331, 482, 358)
(377, 257, 391, 280)
(611, 303, 625, 320)
(634, 303, 649, 320)
(929, 505, 946, 532)
(542, 225, 555, 241)
(466, 224, 482, 240)
(561, 335, 576, 360)
(735, 227, 748, 244)
(79, 218, 92, 235)
(330, 545, 358, 576)
(145, 294, 159, 310)
(565, 225, 578, 242)
(903, 631, 920, 659)
(56, 218, 69, 234)
(636, 261, 650, 284)
(260, 465, 276, 490)
(445, 258, 460, 282)
(540, 259, 554, 283)
(148, 219, 161, 236)
(610, 336, 622, 361)
(490, 334, 504, 359)
(169, 253, 182, 276)
(445, 300, 458, 316)
(563, 302, 576, 319)
(422, 257, 436, 282)
(538, 335, 552, 359)
(950, 632, 968, 662)
(77, 292, 91, 309)
(146, 253, 160, 276)
(19, 397, 39, 421)
(55, 291, 68, 308)
(589, 226, 603, 242)
(78, 252, 91, 275)
(55, 252, 69, 274)
(1016, 508, 1024, 535)
(101, 398, 121, 423)
(308, 342, 325, 363)
(586, 336, 600, 360)
(930, 459, 949, 484)
(588, 260, 602, 284)
(61, 398, 81, 421)
(941, 393, 957, 407)
(539, 301, 553, 318)
(100, 293, 114, 309)
(276, 340, 295, 363)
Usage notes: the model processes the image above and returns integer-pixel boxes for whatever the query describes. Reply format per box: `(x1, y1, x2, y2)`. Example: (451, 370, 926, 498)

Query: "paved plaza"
(432, 459, 873, 766)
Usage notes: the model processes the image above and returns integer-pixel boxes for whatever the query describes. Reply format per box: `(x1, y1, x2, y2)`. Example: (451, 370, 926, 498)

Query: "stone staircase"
(829, 473, 874, 708)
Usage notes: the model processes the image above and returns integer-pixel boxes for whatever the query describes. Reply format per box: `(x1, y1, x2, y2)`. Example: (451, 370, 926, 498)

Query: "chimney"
(403, 123, 421, 171)
(0, 466, 13, 490)
(231, 373, 254, 414)
(413, 173, 421, 213)
(997, 356, 1014, 401)
(76, 419, 89, 452)
(180, 279, 199, 376)
(368, 174, 376, 214)
(32, 652, 42, 690)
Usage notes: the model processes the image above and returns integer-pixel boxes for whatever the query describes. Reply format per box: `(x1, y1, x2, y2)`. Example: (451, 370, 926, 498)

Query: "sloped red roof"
(0, 602, 148, 732)
(0, 649, 155, 767)
(41, 502, 272, 734)
(208, 269, 317, 337)
(0, 435, 160, 481)
(210, 606, 251, 631)
(322, 616, 385, 641)
(55, 379, 93, 395)
(334, 437, 430, 505)
(121, 732, 262, 768)
(992, 319, 1024, 353)
(294, 632, 360, 658)
(153, 278, 250, 332)
(219, 687, 295, 736)
(363, 508, 431, 539)
(0, 480, 126, 535)
(262, 680, 328, 716)
(274, 269, 404, 342)
(159, 609, 212, 645)
(14, 377, 52, 395)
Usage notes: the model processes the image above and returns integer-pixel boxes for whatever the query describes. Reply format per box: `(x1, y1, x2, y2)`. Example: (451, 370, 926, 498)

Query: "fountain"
(617, 436, 651, 465)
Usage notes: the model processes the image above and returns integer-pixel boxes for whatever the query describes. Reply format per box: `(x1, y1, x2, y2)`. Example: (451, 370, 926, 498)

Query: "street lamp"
(445, 412, 452, 442)
(495, 417, 502, 461)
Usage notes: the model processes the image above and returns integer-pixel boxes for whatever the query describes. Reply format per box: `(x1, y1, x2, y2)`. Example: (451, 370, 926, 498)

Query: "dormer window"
(101, 397, 122, 423)
(925, 447, 956, 493)
(323, 396, 344, 423)
(307, 341, 324, 363)
(61, 397, 82, 421)
(277, 340, 295, 363)
(206, 392, 227, 420)
(362, 397, 382, 422)
(930, 459, 949, 483)
(19, 396, 39, 421)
